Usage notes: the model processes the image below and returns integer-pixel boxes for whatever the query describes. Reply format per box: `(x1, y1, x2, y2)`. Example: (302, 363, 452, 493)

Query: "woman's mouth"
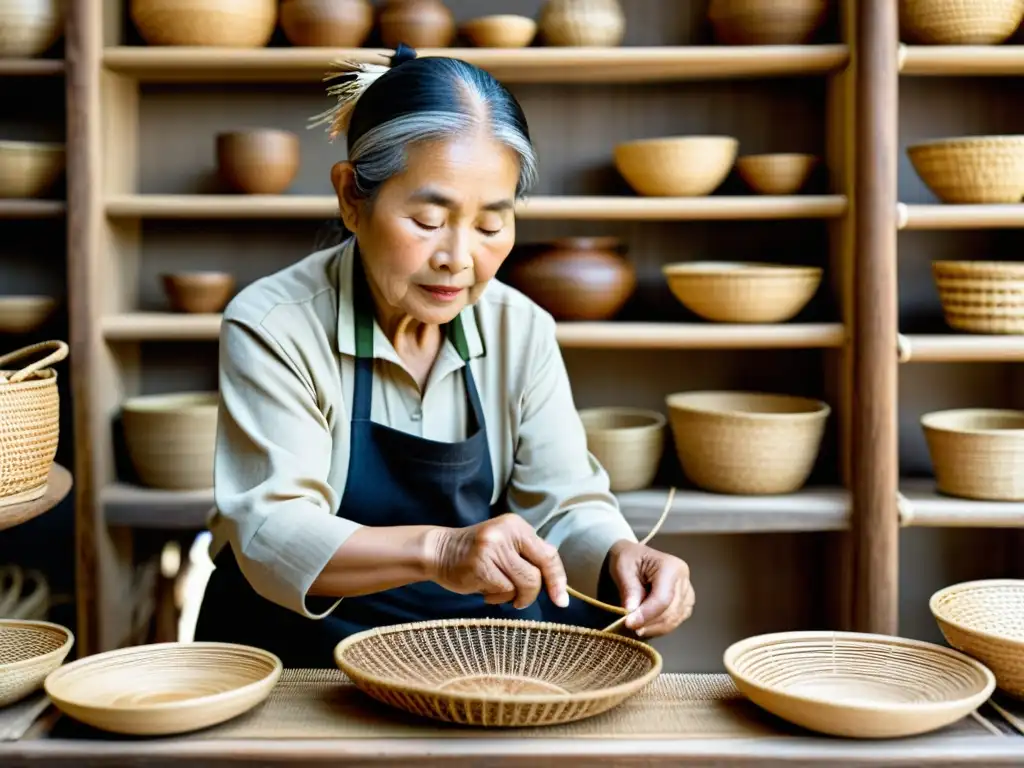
(419, 285, 464, 302)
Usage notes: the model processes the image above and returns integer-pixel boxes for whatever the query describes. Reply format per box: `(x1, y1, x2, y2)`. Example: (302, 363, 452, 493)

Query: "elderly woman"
(195, 45, 694, 667)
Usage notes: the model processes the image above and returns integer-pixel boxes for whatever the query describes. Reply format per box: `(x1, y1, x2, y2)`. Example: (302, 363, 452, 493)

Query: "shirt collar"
(334, 237, 485, 362)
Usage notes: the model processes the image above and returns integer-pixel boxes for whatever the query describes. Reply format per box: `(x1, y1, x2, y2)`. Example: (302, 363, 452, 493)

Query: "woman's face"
(333, 131, 521, 328)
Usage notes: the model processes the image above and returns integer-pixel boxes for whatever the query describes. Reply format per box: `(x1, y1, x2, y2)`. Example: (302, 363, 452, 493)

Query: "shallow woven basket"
(44, 642, 282, 735)
(921, 408, 1024, 501)
(0, 141, 65, 199)
(0, 341, 67, 508)
(900, 0, 1024, 44)
(932, 260, 1024, 335)
(334, 618, 662, 727)
(931, 580, 1024, 699)
(614, 136, 738, 197)
(724, 631, 995, 739)
(665, 391, 830, 495)
(0, 619, 74, 708)
(907, 136, 1024, 204)
(663, 262, 822, 324)
(130, 0, 277, 47)
(578, 407, 665, 492)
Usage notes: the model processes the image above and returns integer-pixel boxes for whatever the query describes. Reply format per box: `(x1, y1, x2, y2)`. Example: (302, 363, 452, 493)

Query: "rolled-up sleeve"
(214, 315, 361, 619)
(505, 312, 637, 599)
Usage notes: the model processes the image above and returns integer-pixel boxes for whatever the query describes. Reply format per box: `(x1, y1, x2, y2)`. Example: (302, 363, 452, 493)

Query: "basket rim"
(907, 135, 1024, 152)
(665, 390, 831, 420)
(723, 630, 996, 713)
(578, 406, 667, 432)
(929, 579, 1024, 650)
(920, 408, 1024, 435)
(334, 617, 663, 704)
(0, 619, 74, 674)
(662, 261, 822, 278)
(932, 260, 1024, 272)
(43, 641, 283, 713)
(614, 135, 739, 150)
(736, 152, 819, 162)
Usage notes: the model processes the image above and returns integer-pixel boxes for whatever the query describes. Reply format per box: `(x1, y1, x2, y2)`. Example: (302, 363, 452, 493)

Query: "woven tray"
(44, 671, 1003, 742)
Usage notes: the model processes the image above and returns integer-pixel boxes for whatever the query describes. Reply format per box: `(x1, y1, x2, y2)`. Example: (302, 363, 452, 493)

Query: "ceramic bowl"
(216, 130, 300, 195)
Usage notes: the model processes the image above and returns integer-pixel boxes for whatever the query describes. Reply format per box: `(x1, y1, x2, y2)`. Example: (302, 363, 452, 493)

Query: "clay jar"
(378, 0, 455, 48)
(538, 0, 626, 46)
(504, 237, 636, 321)
(280, 0, 374, 47)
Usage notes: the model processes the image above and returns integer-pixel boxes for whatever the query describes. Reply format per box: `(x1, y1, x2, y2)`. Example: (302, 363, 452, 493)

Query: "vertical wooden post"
(852, 0, 899, 635)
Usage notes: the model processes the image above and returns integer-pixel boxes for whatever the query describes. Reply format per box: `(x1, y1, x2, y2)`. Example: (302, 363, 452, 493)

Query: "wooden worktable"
(3, 671, 1024, 767)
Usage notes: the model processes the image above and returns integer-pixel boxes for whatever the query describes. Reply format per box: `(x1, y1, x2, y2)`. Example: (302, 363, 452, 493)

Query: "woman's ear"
(331, 161, 360, 232)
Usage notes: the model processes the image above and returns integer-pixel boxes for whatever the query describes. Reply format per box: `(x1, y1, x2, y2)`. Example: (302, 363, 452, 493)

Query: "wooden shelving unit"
(66, 0, 874, 666)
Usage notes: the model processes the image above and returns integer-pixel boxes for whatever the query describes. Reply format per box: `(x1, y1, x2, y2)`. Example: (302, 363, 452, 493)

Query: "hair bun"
(390, 43, 418, 67)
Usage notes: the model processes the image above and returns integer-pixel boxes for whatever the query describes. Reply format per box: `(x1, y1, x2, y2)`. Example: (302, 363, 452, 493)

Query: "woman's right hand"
(427, 514, 570, 610)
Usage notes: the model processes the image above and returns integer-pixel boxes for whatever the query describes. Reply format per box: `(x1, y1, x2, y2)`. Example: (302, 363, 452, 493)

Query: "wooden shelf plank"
(901, 45, 1024, 76)
(0, 200, 66, 219)
(898, 203, 1024, 230)
(0, 464, 73, 532)
(0, 59, 65, 77)
(104, 483, 850, 533)
(102, 312, 845, 348)
(897, 333, 1024, 363)
(899, 478, 1024, 527)
(105, 194, 848, 221)
(103, 45, 850, 84)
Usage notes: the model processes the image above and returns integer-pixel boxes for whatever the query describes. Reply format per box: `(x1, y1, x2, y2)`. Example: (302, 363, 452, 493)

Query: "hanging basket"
(0, 341, 68, 508)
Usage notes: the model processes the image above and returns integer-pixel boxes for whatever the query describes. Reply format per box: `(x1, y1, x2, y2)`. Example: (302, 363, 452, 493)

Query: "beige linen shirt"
(207, 237, 637, 619)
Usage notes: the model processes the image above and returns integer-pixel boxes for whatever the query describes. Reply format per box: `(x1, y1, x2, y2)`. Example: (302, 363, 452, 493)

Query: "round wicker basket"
(578, 407, 665, 492)
(899, 0, 1024, 44)
(931, 580, 1024, 699)
(0, 341, 68, 508)
(921, 408, 1024, 501)
(932, 260, 1024, 335)
(0, 619, 74, 707)
(907, 136, 1024, 204)
(334, 618, 662, 727)
(724, 630, 996, 739)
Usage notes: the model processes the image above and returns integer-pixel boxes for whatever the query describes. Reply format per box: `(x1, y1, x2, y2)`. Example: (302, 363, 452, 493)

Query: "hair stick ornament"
(308, 44, 419, 141)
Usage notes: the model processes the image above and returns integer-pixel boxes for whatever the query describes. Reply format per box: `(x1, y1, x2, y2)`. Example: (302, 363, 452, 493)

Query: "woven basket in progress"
(334, 618, 662, 727)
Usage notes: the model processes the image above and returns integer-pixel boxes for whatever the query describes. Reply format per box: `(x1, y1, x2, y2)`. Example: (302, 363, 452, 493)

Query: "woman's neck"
(369, 285, 443, 391)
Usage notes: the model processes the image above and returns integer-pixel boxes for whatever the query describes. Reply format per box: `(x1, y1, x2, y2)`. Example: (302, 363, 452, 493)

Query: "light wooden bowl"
(0, 140, 64, 199)
(279, 0, 374, 47)
(708, 0, 829, 45)
(665, 391, 829, 495)
(931, 580, 1024, 699)
(932, 260, 1024, 335)
(538, 0, 625, 47)
(217, 129, 300, 195)
(900, 0, 1024, 44)
(0, 296, 56, 333)
(121, 392, 219, 490)
(724, 631, 995, 739)
(334, 618, 662, 727)
(0, 619, 73, 707)
(578, 407, 665, 492)
(663, 262, 822, 324)
(921, 408, 1024, 501)
(130, 0, 277, 47)
(462, 15, 537, 47)
(162, 271, 235, 314)
(0, 0, 66, 57)
(614, 136, 738, 197)
(44, 642, 282, 735)
(736, 153, 819, 195)
(907, 135, 1024, 204)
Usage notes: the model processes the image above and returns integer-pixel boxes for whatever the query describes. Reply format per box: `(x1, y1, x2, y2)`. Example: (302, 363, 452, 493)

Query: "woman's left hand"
(607, 540, 694, 638)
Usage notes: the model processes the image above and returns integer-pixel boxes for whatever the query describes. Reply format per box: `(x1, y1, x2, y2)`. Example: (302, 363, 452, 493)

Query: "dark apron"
(196, 250, 617, 668)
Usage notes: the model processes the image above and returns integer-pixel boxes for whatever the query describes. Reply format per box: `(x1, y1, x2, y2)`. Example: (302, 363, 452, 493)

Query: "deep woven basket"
(907, 136, 1024, 204)
(0, 341, 68, 507)
(0, 619, 74, 707)
(900, 0, 1024, 44)
(932, 260, 1024, 335)
(334, 618, 662, 727)
(931, 580, 1024, 699)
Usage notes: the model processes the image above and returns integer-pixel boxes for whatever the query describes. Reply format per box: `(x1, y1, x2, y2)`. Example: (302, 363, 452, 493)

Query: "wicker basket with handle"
(0, 340, 68, 508)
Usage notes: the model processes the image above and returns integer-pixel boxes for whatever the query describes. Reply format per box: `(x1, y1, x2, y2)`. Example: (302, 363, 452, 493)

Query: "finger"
(498, 550, 544, 610)
(628, 567, 679, 635)
(644, 581, 695, 637)
(477, 561, 517, 605)
(611, 554, 647, 615)
(516, 530, 569, 608)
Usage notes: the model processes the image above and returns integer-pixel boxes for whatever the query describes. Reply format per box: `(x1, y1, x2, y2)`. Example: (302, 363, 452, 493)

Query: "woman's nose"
(432, 232, 474, 273)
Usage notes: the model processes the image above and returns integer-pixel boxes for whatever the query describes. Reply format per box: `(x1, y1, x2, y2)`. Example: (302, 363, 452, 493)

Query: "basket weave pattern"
(908, 137, 1024, 204)
(899, 0, 1024, 44)
(130, 0, 277, 47)
(334, 619, 662, 727)
(0, 620, 73, 707)
(931, 580, 1024, 699)
(932, 261, 1024, 334)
